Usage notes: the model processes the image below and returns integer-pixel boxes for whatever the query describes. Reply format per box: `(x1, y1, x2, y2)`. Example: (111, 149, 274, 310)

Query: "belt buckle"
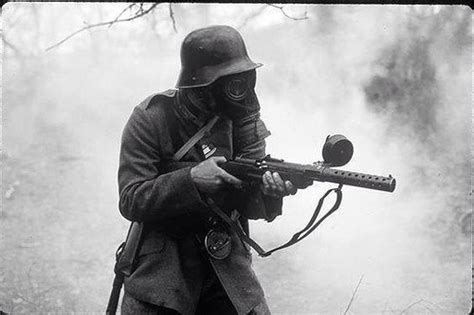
(204, 228, 231, 260)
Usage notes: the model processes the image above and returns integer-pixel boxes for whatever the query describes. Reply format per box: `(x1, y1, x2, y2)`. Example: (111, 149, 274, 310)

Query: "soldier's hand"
(191, 156, 244, 194)
(260, 171, 297, 198)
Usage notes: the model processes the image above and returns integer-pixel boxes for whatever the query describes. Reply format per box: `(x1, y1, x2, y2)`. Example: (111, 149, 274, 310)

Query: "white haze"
(1, 3, 471, 314)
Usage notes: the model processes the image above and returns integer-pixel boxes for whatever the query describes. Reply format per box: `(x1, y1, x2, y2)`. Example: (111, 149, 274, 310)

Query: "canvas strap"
(173, 115, 220, 161)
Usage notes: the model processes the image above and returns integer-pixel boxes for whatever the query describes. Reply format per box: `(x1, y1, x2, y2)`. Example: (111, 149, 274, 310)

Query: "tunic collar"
(175, 89, 214, 129)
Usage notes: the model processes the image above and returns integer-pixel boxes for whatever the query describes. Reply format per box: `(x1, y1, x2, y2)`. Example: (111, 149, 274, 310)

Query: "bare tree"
(238, 4, 308, 29)
(2, 34, 21, 56)
(45, 3, 161, 51)
(267, 4, 308, 21)
(45, 3, 309, 52)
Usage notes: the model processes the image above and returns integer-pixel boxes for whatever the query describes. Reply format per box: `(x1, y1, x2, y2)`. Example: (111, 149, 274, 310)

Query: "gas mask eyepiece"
(212, 70, 260, 123)
(225, 78, 249, 101)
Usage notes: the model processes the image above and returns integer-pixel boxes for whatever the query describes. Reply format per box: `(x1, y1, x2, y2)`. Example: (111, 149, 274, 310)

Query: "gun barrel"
(318, 167, 396, 192)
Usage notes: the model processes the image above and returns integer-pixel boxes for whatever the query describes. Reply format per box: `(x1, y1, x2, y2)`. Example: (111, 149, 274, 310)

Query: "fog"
(1, 3, 471, 314)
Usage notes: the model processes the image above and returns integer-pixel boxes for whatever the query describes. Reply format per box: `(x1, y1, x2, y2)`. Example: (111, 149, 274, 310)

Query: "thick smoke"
(1, 4, 471, 314)
(249, 5, 471, 313)
(362, 7, 471, 235)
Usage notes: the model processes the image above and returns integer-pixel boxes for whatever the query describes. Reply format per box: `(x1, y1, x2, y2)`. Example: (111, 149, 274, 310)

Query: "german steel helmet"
(176, 25, 262, 88)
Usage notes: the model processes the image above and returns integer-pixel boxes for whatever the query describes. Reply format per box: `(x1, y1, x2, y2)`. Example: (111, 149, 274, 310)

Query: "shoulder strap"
(173, 115, 219, 161)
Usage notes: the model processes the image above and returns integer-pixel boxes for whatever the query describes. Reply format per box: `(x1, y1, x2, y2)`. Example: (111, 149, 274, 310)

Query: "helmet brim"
(176, 59, 263, 89)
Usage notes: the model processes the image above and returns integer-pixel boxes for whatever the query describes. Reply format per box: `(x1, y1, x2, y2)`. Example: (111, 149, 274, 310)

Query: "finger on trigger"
(273, 172, 286, 194)
(265, 171, 277, 191)
(285, 180, 297, 195)
(262, 173, 270, 192)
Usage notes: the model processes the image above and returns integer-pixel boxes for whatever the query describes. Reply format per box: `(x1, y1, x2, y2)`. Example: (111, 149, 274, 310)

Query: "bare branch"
(2, 35, 21, 55)
(135, 3, 145, 16)
(421, 299, 445, 312)
(45, 3, 160, 52)
(169, 3, 177, 33)
(267, 4, 308, 21)
(343, 275, 364, 315)
(108, 3, 136, 28)
(399, 299, 424, 314)
(238, 5, 268, 29)
(12, 291, 39, 308)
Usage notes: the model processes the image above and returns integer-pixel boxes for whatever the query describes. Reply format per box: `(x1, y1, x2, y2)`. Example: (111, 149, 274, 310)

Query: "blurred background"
(1, 3, 471, 314)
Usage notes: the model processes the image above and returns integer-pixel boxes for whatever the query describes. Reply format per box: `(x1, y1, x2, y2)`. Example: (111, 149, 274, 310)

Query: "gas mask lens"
(224, 78, 248, 101)
(213, 70, 259, 122)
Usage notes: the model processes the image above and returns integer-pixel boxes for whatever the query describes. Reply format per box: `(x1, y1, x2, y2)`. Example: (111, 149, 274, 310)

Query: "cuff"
(167, 166, 207, 213)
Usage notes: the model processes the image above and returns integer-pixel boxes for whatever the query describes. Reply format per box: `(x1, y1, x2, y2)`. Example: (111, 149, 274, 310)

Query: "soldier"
(118, 25, 298, 315)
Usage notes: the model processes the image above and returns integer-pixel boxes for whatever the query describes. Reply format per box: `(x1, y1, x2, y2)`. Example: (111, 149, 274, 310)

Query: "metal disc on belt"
(204, 229, 231, 260)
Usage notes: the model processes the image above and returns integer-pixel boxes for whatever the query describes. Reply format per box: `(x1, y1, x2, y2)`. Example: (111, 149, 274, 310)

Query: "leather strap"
(258, 184, 343, 256)
(174, 115, 220, 161)
(205, 184, 344, 257)
(206, 197, 268, 255)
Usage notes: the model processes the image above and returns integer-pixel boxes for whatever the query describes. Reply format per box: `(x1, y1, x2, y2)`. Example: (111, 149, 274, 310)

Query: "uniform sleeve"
(118, 106, 206, 222)
(233, 118, 283, 222)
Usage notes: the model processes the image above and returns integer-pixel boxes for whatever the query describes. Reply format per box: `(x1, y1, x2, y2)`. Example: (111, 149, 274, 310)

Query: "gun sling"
(205, 184, 343, 257)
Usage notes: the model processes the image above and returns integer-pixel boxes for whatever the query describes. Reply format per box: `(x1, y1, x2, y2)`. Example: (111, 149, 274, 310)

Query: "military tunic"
(118, 89, 282, 315)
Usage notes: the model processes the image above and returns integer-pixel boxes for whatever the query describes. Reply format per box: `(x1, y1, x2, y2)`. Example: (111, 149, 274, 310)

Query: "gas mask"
(211, 70, 270, 153)
(211, 70, 260, 125)
(178, 70, 270, 153)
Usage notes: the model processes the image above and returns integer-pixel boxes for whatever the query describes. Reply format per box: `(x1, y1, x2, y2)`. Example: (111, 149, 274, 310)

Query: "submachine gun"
(201, 134, 396, 257)
(166, 134, 396, 258)
(221, 134, 396, 193)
